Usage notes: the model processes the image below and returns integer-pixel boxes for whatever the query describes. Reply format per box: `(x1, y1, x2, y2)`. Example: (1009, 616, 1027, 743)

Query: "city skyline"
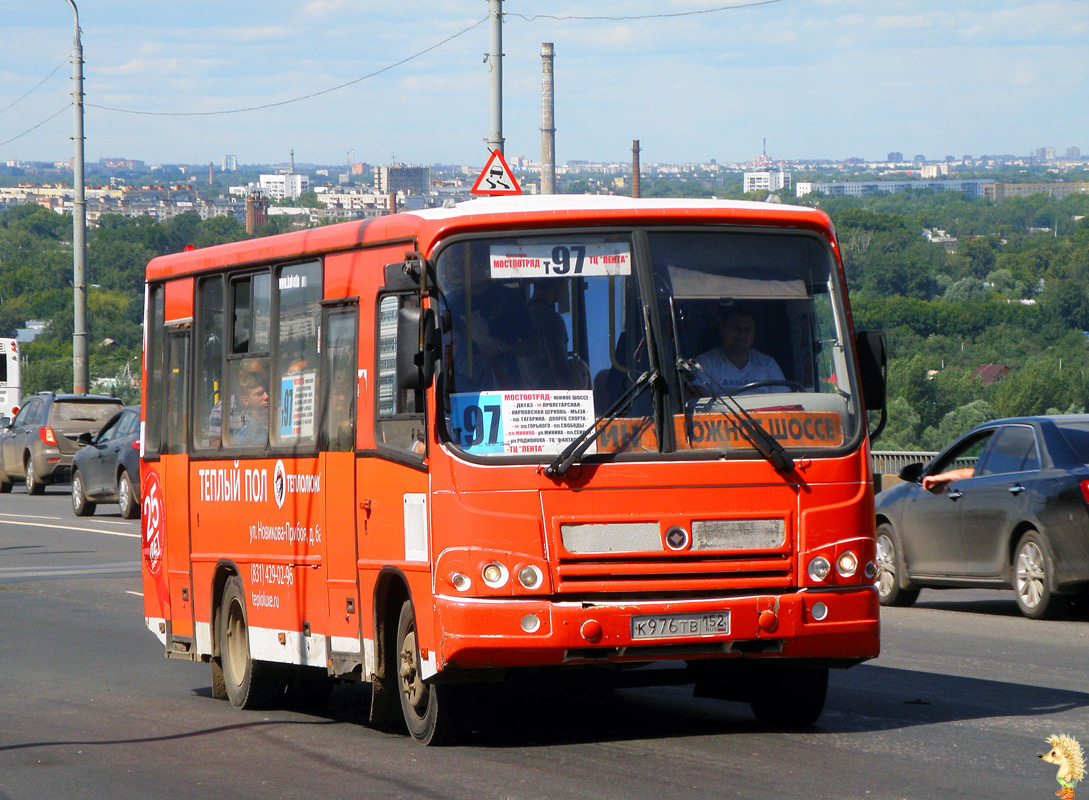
(2, 1, 1087, 169)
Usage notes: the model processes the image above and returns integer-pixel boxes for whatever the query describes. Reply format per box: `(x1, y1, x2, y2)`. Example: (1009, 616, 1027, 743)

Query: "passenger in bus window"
(234, 370, 269, 446)
(692, 304, 785, 395)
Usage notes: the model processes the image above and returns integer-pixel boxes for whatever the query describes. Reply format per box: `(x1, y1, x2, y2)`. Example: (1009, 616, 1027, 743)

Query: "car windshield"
(433, 228, 862, 463)
(52, 400, 123, 424)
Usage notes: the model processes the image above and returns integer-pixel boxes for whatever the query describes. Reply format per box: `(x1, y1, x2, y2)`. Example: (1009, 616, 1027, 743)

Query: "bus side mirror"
(855, 330, 887, 440)
(396, 306, 438, 391)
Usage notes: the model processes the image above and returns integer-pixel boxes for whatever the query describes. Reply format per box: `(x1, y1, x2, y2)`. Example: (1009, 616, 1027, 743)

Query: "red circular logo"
(142, 471, 164, 577)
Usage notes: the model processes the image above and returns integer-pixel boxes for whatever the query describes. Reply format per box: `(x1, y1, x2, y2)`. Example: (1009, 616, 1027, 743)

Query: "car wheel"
(0, 475, 11, 493)
(875, 523, 919, 607)
(118, 471, 139, 519)
(71, 470, 96, 516)
(25, 456, 44, 495)
(1014, 530, 1059, 619)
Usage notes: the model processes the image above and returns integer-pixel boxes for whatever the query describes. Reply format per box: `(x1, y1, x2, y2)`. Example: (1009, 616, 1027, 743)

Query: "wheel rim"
(119, 476, 130, 511)
(225, 599, 248, 684)
(875, 533, 896, 597)
(1015, 541, 1046, 609)
(72, 475, 83, 510)
(399, 627, 427, 716)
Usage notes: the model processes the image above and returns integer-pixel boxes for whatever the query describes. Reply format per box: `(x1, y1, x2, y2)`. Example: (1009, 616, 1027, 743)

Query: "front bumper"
(433, 585, 879, 671)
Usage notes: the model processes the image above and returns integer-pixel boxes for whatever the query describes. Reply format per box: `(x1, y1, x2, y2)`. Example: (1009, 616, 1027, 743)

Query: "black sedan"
(874, 415, 1089, 619)
(71, 405, 141, 518)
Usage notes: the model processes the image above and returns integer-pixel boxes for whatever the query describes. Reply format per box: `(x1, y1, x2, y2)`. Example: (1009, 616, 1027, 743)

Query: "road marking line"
(0, 562, 141, 578)
(0, 513, 64, 520)
(126, 590, 143, 597)
(0, 519, 140, 538)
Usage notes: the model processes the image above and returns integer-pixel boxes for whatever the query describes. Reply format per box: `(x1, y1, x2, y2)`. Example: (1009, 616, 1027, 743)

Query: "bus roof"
(145, 195, 836, 282)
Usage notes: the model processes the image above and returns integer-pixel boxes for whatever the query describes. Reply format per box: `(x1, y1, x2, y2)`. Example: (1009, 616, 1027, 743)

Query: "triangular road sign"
(471, 149, 522, 196)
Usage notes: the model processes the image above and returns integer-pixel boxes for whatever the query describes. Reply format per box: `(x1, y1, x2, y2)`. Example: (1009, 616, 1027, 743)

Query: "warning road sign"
(471, 150, 522, 196)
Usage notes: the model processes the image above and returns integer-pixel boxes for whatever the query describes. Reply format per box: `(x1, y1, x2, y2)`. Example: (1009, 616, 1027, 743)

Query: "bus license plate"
(630, 611, 730, 640)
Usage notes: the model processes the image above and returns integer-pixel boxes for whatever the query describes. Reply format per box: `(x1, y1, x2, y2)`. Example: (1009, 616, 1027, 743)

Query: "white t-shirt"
(693, 347, 785, 394)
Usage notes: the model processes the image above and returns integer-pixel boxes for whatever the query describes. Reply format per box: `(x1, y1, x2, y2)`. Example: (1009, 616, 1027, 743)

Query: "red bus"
(140, 196, 887, 744)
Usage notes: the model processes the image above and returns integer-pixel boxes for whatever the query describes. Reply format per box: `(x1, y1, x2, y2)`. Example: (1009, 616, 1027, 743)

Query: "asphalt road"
(2, 483, 1087, 800)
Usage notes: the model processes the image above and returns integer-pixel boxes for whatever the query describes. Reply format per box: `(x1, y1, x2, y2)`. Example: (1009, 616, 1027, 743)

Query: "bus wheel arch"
(209, 562, 241, 700)
(369, 568, 411, 727)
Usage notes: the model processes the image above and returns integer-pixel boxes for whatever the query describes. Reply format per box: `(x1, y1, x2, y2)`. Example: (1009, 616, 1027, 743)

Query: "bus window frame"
(193, 274, 226, 455)
(143, 282, 166, 460)
(373, 290, 427, 470)
(319, 298, 360, 453)
(269, 259, 324, 454)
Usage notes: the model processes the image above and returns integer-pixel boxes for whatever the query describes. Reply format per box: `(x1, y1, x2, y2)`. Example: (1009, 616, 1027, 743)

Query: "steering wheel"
(734, 380, 807, 394)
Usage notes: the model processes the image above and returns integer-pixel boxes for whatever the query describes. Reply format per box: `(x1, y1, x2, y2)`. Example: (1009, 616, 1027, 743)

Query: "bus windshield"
(434, 228, 861, 462)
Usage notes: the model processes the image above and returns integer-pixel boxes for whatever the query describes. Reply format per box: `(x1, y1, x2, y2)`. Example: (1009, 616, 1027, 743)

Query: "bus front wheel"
(220, 576, 274, 709)
(395, 601, 468, 746)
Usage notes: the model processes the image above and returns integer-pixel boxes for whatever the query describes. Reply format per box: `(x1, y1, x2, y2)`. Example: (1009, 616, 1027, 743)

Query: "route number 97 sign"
(489, 241, 632, 279)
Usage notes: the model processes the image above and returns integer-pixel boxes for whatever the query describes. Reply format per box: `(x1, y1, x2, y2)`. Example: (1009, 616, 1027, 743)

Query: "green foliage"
(0, 206, 253, 399)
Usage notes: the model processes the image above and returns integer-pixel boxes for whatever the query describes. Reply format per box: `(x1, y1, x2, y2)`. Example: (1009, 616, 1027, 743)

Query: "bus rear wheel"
(395, 601, 469, 746)
(219, 576, 274, 709)
(749, 664, 828, 729)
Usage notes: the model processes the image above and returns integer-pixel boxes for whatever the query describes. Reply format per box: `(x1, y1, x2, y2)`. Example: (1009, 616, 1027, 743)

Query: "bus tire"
(71, 470, 96, 516)
(395, 600, 467, 746)
(749, 664, 828, 729)
(220, 576, 274, 709)
(209, 658, 227, 700)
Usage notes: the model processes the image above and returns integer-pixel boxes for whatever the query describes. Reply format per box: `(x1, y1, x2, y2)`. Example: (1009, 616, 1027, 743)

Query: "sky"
(1, 0, 1087, 170)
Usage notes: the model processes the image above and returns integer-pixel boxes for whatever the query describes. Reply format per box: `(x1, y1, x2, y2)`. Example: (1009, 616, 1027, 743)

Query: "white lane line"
(0, 513, 65, 520)
(0, 562, 141, 579)
(0, 519, 140, 538)
(126, 590, 143, 597)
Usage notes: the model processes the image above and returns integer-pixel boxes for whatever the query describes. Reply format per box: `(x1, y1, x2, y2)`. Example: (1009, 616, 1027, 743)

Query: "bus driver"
(693, 304, 785, 395)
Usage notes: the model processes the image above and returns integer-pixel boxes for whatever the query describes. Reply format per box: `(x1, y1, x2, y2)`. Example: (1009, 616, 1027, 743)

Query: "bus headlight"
(836, 551, 858, 577)
(482, 562, 509, 588)
(808, 556, 831, 582)
(517, 565, 543, 589)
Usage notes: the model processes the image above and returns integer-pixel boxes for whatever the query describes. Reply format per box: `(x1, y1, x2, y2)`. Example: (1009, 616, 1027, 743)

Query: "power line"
(86, 17, 488, 118)
(506, 0, 783, 22)
(0, 58, 69, 116)
(0, 104, 72, 148)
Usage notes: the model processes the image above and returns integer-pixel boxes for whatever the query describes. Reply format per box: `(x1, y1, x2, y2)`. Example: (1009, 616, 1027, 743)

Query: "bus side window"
(195, 277, 224, 450)
(271, 261, 322, 449)
(144, 284, 165, 456)
(376, 293, 425, 457)
(226, 271, 270, 450)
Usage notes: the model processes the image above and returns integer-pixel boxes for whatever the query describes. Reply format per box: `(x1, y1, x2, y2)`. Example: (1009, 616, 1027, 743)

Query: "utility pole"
(66, 0, 88, 395)
(486, 0, 504, 154)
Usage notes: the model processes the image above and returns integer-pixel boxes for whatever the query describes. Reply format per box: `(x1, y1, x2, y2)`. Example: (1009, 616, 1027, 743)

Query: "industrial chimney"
(632, 140, 641, 198)
(540, 43, 556, 195)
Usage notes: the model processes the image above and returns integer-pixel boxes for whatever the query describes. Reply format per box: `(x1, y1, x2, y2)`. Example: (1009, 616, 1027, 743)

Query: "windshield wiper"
(678, 357, 795, 474)
(544, 367, 658, 478)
